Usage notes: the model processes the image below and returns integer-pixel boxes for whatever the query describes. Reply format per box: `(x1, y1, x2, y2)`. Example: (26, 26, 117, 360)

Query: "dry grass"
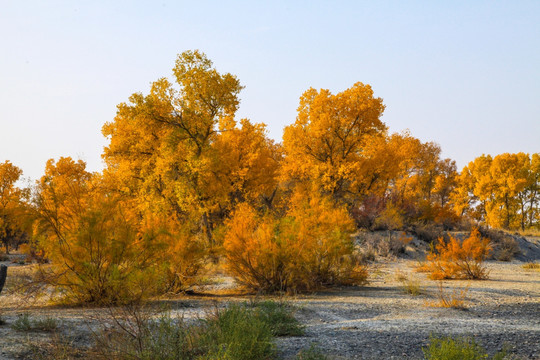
(425, 282, 469, 309)
(522, 262, 540, 271)
(395, 270, 423, 296)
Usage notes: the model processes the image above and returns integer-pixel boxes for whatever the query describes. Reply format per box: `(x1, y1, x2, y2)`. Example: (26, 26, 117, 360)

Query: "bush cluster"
(223, 194, 368, 293)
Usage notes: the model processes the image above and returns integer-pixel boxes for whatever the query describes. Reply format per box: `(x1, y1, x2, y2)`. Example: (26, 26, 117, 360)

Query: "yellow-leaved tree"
(282, 83, 386, 204)
(451, 152, 539, 230)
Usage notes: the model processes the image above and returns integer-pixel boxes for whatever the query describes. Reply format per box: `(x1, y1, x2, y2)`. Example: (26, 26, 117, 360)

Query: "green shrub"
(251, 300, 304, 336)
(12, 313, 32, 331)
(200, 304, 275, 360)
(423, 336, 507, 360)
(296, 343, 328, 360)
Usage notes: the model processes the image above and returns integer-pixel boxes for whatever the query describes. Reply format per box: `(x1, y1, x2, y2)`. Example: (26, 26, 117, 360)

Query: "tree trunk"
(0, 265, 7, 295)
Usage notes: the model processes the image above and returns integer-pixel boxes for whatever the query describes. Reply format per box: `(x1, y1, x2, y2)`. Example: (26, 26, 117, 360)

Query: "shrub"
(492, 236, 520, 262)
(33, 317, 59, 332)
(224, 193, 368, 293)
(418, 228, 491, 280)
(413, 224, 444, 243)
(94, 305, 196, 360)
(494, 236, 520, 261)
(423, 335, 507, 360)
(357, 231, 411, 259)
(12, 313, 32, 331)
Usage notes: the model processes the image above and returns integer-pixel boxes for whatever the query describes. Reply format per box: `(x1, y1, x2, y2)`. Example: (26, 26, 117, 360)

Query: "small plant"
(12, 313, 32, 331)
(402, 279, 423, 296)
(422, 335, 507, 360)
(522, 262, 540, 271)
(396, 271, 423, 296)
(33, 316, 59, 332)
(417, 228, 491, 280)
(425, 282, 469, 309)
(296, 343, 328, 360)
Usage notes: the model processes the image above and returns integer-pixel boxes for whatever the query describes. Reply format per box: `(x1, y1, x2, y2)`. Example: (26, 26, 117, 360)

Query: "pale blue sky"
(1, 1, 539, 181)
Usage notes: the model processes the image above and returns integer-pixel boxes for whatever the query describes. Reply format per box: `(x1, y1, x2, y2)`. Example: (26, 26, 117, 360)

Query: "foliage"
(423, 335, 507, 360)
(452, 152, 540, 231)
(282, 82, 386, 204)
(33, 157, 161, 304)
(101, 50, 278, 249)
(419, 229, 491, 280)
(223, 191, 368, 293)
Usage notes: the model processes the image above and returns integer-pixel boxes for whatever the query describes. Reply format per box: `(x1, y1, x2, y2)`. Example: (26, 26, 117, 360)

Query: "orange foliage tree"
(102, 50, 279, 249)
(451, 152, 540, 230)
(282, 83, 386, 204)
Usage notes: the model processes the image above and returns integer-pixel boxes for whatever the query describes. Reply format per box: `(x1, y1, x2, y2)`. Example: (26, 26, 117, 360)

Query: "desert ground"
(1, 237, 539, 360)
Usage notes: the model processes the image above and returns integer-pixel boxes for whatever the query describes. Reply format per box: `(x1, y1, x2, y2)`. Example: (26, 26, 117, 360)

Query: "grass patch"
(423, 335, 507, 360)
(296, 343, 328, 359)
(12, 313, 59, 332)
(94, 300, 301, 359)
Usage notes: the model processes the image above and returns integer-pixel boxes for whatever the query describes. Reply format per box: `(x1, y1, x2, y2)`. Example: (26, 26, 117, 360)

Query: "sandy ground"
(0, 240, 539, 359)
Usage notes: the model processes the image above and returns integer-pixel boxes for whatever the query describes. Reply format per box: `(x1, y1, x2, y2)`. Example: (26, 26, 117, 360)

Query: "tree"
(451, 153, 540, 230)
(282, 82, 386, 204)
(0, 161, 28, 254)
(102, 50, 247, 246)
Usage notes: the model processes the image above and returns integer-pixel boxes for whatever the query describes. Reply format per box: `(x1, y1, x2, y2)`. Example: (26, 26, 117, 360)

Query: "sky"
(1, 1, 539, 182)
